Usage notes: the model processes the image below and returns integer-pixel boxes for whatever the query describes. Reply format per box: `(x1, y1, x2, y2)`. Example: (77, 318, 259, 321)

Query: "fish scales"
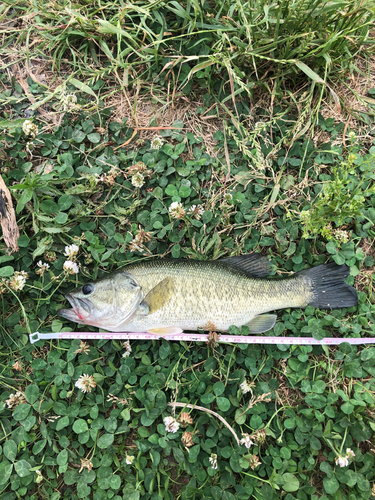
(119, 260, 311, 331)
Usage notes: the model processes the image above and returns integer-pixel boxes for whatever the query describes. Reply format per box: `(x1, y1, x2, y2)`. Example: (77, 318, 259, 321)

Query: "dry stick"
(168, 402, 240, 445)
(200, 103, 217, 117)
(223, 126, 231, 183)
(0, 175, 20, 253)
(200, 115, 217, 120)
(342, 118, 350, 148)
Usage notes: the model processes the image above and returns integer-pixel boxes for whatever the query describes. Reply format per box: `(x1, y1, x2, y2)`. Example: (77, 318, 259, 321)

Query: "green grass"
(1, 0, 375, 126)
(1, 1, 375, 499)
(0, 100, 374, 499)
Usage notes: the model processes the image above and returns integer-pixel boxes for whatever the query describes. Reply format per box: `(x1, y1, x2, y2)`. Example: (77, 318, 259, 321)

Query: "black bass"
(57, 254, 358, 335)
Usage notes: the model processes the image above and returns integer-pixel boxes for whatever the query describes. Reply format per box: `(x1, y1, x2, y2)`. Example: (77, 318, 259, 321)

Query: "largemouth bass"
(57, 254, 358, 335)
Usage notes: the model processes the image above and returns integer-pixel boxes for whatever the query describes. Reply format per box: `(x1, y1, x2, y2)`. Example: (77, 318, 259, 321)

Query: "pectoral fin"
(147, 326, 183, 335)
(245, 314, 277, 333)
(139, 277, 175, 315)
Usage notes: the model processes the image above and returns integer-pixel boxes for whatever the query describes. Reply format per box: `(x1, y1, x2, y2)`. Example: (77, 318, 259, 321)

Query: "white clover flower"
(64, 244, 79, 260)
(163, 416, 180, 433)
(62, 93, 77, 111)
(35, 470, 43, 484)
(333, 229, 350, 243)
(209, 453, 218, 469)
(346, 448, 355, 460)
(128, 240, 143, 253)
(335, 456, 349, 468)
(131, 173, 145, 188)
(37, 261, 50, 269)
(188, 205, 204, 218)
(169, 201, 185, 219)
(240, 379, 252, 395)
(9, 271, 28, 291)
(126, 455, 135, 465)
(122, 341, 132, 358)
(22, 120, 38, 138)
(36, 261, 50, 276)
(224, 193, 232, 203)
(94, 173, 105, 183)
(6, 392, 25, 408)
(151, 136, 164, 150)
(63, 260, 79, 274)
(6, 395, 14, 408)
(240, 433, 254, 449)
(75, 374, 96, 393)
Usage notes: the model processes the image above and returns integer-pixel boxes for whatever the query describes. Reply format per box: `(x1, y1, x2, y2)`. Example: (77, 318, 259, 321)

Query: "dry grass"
(320, 55, 375, 145)
(356, 237, 375, 297)
(1, 20, 375, 162)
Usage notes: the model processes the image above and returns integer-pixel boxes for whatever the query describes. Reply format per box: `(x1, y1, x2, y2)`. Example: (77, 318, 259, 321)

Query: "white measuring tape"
(29, 331, 375, 345)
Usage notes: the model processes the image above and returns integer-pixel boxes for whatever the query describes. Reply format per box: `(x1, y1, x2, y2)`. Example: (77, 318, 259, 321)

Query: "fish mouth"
(57, 293, 91, 323)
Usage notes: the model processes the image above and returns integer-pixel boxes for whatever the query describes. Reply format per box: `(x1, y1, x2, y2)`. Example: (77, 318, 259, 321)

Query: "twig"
(168, 402, 240, 445)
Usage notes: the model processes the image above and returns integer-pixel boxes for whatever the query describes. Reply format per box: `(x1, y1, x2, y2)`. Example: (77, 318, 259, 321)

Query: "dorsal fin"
(221, 253, 271, 278)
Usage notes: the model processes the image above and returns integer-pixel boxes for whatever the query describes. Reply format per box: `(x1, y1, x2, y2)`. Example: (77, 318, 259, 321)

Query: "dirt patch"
(105, 89, 223, 157)
(168, 458, 191, 497)
(275, 366, 305, 408)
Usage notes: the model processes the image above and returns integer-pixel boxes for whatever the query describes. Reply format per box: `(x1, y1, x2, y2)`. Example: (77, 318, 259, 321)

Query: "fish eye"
(82, 284, 93, 295)
(128, 279, 137, 289)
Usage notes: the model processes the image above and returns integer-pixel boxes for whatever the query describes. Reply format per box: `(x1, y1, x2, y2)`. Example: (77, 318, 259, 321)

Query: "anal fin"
(245, 314, 277, 333)
(147, 326, 183, 336)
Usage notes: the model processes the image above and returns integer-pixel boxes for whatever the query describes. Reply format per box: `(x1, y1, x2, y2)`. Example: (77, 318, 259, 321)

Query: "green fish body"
(57, 254, 358, 334)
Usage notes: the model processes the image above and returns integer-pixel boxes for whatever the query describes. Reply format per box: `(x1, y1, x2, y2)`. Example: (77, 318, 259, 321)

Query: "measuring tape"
(29, 331, 375, 345)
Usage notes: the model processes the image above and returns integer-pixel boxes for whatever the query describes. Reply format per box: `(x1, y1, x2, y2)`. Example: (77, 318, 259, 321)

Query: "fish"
(57, 253, 358, 335)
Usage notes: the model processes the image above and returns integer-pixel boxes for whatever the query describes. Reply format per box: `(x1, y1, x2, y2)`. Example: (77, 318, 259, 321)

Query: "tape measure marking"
(29, 331, 375, 345)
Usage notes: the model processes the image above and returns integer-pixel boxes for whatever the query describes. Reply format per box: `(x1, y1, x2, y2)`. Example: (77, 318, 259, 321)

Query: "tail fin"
(299, 263, 358, 309)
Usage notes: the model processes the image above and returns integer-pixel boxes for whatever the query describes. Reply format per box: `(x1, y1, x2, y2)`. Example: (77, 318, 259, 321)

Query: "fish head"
(57, 271, 143, 330)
